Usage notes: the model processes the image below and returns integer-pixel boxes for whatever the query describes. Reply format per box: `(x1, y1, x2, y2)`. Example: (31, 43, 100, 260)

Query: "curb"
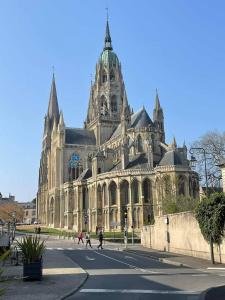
(123, 249, 189, 268)
(59, 252, 89, 300)
(59, 272, 88, 300)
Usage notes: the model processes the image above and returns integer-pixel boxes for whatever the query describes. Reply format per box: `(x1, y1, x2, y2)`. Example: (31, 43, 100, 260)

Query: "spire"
(155, 89, 161, 111)
(48, 73, 60, 125)
(172, 136, 177, 149)
(59, 110, 65, 128)
(104, 19, 113, 50)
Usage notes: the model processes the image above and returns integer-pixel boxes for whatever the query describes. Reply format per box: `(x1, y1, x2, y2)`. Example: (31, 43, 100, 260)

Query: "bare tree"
(191, 131, 225, 188)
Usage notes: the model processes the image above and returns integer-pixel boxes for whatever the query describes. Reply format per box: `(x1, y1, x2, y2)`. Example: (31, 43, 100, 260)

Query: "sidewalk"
(0, 249, 87, 300)
(123, 244, 225, 269)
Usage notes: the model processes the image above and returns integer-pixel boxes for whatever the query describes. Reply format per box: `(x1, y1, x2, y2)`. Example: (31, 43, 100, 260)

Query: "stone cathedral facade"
(37, 21, 199, 232)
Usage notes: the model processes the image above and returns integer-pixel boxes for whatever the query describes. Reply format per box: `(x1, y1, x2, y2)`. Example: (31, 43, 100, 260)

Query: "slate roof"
(111, 107, 153, 139)
(65, 128, 96, 145)
(77, 168, 92, 181)
(109, 153, 148, 171)
(159, 150, 183, 166)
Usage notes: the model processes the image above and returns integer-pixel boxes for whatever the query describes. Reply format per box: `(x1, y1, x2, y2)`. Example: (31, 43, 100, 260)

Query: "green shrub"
(16, 235, 46, 264)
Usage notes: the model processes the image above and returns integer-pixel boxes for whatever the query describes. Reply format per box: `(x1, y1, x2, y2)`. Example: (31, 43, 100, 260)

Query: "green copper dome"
(99, 49, 119, 66)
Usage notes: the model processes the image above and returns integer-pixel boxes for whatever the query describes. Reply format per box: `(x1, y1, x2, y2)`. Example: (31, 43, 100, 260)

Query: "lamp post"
(190, 147, 209, 197)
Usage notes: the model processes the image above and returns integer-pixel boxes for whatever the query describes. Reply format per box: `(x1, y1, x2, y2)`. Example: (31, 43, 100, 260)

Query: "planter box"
(23, 260, 42, 281)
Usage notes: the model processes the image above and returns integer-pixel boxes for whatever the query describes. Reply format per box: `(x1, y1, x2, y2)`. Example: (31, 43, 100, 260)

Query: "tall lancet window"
(102, 70, 107, 83)
(137, 135, 144, 152)
(68, 153, 83, 180)
(100, 95, 108, 116)
(110, 70, 115, 81)
(111, 95, 117, 113)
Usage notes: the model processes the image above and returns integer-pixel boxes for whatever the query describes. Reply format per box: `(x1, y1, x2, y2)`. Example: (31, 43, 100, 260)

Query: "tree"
(195, 193, 225, 264)
(192, 131, 225, 188)
(0, 203, 24, 222)
(163, 195, 199, 214)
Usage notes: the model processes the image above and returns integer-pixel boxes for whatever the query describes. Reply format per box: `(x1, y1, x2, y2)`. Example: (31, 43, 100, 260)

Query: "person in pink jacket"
(77, 231, 84, 244)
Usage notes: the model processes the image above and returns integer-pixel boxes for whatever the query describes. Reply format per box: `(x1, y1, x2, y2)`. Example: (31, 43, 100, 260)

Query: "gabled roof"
(65, 128, 96, 145)
(159, 150, 183, 166)
(111, 107, 153, 138)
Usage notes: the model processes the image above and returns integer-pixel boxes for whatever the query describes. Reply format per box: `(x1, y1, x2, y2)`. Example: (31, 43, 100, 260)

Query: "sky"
(0, 0, 225, 202)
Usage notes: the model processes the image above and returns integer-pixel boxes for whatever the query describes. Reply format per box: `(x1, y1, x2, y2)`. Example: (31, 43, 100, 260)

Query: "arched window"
(178, 175, 185, 196)
(82, 187, 88, 209)
(120, 180, 129, 205)
(111, 95, 117, 113)
(68, 153, 83, 180)
(137, 135, 143, 152)
(131, 179, 139, 204)
(110, 70, 115, 81)
(109, 181, 117, 205)
(142, 178, 152, 203)
(100, 95, 108, 116)
(163, 175, 171, 197)
(102, 70, 107, 83)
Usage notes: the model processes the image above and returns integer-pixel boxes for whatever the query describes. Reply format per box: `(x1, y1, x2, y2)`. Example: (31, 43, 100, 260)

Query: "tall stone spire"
(153, 89, 165, 142)
(48, 73, 60, 127)
(154, 89, 161, 111)
(104, 19, 113, 50)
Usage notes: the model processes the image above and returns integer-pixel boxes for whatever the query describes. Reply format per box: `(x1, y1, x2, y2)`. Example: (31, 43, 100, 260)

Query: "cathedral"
(37, 20, 199, 232)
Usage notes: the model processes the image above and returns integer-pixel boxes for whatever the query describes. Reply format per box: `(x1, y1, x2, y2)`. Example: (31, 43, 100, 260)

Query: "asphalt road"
(63, 243, 225, 300)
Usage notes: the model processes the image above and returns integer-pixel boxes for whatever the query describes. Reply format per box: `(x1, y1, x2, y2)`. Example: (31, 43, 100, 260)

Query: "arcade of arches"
(44, 173, 199, 233)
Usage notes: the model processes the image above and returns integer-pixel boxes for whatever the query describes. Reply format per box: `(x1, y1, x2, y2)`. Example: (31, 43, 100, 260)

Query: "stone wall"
(141, 211, 225, 263)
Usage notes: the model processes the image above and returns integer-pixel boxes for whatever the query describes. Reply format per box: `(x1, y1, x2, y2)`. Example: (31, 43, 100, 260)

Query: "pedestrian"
(85, 232, 92, 248)
(77, 231, 84, 244)
(95, 226, 98, 235)
(37, 226, 41, 234)
(97, 231, 104, 249)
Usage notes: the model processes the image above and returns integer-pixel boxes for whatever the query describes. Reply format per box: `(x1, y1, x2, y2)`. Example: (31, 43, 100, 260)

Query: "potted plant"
(16, 235, 45, 281)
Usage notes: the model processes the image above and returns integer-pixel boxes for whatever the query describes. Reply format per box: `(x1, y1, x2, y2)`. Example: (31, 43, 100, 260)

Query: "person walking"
(77, 231, 84, 244)
(85, 232, 92, 248)
(97, 231, 104, 249)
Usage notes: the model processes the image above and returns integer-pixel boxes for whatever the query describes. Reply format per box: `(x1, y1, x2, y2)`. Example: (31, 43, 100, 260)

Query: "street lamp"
(124, 208, 128, 248)
(190, 147, 209, 197)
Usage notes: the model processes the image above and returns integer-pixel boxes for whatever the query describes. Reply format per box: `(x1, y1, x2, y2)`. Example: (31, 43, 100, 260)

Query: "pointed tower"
(48, 73, 60, 129)
(153, 89, 165, 142)
(85, 19, 129, 145)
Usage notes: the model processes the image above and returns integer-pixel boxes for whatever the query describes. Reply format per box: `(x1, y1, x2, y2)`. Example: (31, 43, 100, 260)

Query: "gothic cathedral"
(37, 21, 199, 232)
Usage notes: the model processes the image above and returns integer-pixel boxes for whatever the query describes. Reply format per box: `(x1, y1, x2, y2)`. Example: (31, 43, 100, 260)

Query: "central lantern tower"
(85, 20, 131, 145)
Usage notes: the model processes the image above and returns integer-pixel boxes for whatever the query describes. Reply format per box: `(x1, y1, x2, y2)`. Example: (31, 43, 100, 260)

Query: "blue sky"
(0, 0, 225, 202)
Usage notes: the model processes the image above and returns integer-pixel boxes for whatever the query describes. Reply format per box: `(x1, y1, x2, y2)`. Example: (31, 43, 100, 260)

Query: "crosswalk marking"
(80, 289, 200, 295)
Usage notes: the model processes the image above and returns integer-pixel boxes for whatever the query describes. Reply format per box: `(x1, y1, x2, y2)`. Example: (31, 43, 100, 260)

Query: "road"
(52, 240, 225, 300)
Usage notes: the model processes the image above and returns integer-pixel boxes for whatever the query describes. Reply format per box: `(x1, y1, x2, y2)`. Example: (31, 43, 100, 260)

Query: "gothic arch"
(110, 95, 117, 113)
(162, 175, 172, 198)
(120, 180, 129, 206)
(178, 175, 186, 196)
(100, 95, 108, 116)
(137, 135, 144, 152)
(102, 69, 107, 83)
(110, 69, 115, 81)
(131, 178, 139, 204)
(142, 178, 152, 203)
(109, 181, 117, 206)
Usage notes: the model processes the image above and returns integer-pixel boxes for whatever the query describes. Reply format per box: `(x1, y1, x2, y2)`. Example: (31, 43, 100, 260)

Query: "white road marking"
(80, 289, 200, 294)
(67, 248, 73, 250)
(85, 256, 95, 261)
(46, 247, 53, 250)
(93, 251, 158, 274)
(57, 248, 63, 250)
(191, 274, 208, 277)
(207, 267, 225, 270)
(124, 255, 137, 260)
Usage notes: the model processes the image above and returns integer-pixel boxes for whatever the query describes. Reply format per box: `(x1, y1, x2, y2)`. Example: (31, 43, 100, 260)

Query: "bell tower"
(85, 19, 130, 145)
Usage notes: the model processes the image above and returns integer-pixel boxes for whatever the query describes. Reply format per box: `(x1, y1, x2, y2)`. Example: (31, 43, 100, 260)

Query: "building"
(37, 20, 199, 232)
(0, 193, 15, 205)
(19, 202, 36, 224)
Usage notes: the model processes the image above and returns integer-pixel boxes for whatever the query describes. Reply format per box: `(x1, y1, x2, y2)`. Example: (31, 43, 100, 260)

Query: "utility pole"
(124, 209, 128, 248)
